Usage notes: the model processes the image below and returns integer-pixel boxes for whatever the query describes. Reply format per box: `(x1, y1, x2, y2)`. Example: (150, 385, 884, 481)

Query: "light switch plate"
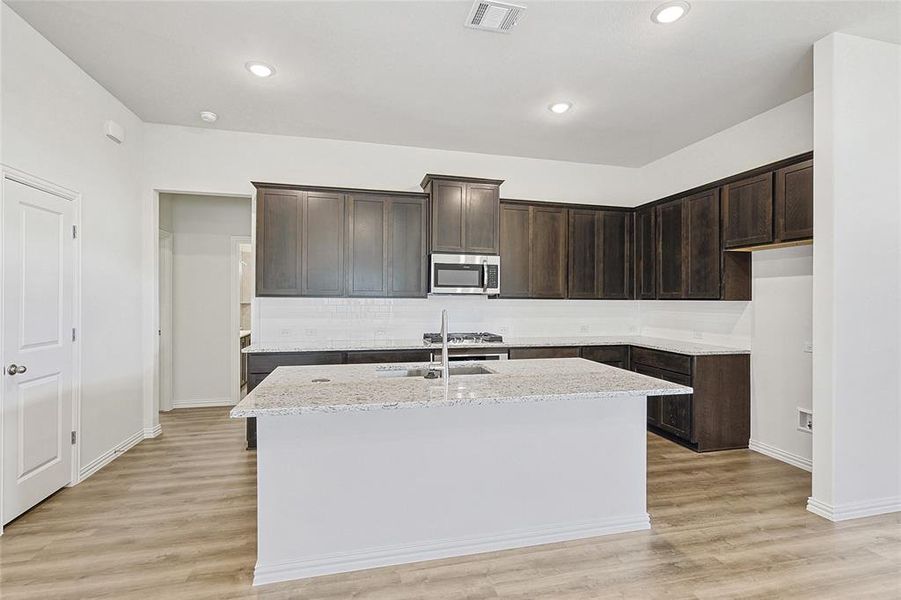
(803, 341, 813, 353)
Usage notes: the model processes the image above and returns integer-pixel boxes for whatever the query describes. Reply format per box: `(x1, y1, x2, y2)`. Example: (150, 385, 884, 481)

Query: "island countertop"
(230, 357, 692, 417)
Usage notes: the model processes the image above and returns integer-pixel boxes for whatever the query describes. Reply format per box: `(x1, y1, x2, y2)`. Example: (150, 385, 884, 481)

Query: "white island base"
(253, 395, 649, 585)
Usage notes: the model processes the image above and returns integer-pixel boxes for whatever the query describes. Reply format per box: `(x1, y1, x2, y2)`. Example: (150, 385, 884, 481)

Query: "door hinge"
(72, 225, 78, 239)
(71, 431, 77, 445)
(72, 328, 77, 342)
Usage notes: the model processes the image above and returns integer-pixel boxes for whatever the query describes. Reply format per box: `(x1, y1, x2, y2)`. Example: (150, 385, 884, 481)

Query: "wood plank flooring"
(1, 407, 898, 599)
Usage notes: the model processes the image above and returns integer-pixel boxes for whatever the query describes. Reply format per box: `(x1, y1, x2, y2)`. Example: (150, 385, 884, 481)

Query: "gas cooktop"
(423, 332, 504, 344)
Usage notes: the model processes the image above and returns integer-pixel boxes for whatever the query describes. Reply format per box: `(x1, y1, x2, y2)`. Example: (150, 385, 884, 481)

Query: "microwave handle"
(482, 259, 489, 292)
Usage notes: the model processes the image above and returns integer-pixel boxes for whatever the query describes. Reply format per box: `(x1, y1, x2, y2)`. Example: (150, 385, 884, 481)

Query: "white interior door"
(2, 177, 75, 525)
(158, 230, 173, 412)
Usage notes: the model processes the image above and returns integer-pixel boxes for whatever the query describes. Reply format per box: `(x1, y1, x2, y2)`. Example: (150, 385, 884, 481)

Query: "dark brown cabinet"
(567, 209, 601, 299)
(499, 203, 531, 298)
(387, 197, 428, 297)
(530, 206, 568, 298)
(656, 198, 686, 299)
(508, 346, 580, 359)
(499, 202, 567, 299)
(346, 194, 428, 298)
(421, 175, 502, 255)
(723, 172, 774, 248)
(256, 189, 303, 296)
(684, 189, 721, 299)
(635, 206, 656, 299)
(775, 159, 813, 242)
(256, 184, 427, 299)
(581, 345, 629, 369)
(302, 192, 345, 296)
(568, 210, 632, 299)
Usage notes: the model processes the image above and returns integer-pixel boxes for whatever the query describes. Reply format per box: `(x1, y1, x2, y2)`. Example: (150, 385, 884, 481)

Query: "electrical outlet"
(693, 331, 703, 340)
(803, 341, 813, 353)
(579, 324, 589, 334)
(628, 325, 638, 333)
(303, 328, 317, 337)
(798, 408, 813, 433)
(499, 327, 509, 334)
(375, 329, 387, 338)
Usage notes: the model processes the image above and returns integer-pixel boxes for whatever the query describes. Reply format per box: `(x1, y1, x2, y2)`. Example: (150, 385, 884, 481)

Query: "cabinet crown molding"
(420, 174, 505, 190)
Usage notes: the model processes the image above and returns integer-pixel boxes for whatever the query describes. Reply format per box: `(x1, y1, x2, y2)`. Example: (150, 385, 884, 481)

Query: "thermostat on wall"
(104, 120, 125, 144)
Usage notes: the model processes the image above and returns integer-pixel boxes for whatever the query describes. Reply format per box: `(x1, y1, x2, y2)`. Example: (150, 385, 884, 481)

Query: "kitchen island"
(231, 358, 691, 586)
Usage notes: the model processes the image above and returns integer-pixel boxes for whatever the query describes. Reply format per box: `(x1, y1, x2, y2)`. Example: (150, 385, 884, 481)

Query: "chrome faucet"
(440, 309, 449, 379)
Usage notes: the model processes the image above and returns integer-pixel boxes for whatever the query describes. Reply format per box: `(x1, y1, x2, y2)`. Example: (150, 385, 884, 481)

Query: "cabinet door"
(464, 183, 499, 254)
(387, 197, 428, 297)
(685, 189, 721, 299)
(775, 159, 813, 242)
(632, 364, 662, 426)
(723, 172, 773, 248)
(530, 206, 568, 298)
(568, 209, 600, 299)
(302, 192, 345, 296)
(256, 189, 302, 296)
(430, 180, 466, 253)
(656, 199, 686, 299)
(601, 210, 631, 299)
(659, 394, 693, 440)
(346, 195, 387, 297)
(636, 207, 656, 299)
(499, 203, 531, 298)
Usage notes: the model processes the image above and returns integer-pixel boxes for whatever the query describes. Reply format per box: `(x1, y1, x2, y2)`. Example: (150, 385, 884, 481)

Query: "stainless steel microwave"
(430, 254, 500, 295)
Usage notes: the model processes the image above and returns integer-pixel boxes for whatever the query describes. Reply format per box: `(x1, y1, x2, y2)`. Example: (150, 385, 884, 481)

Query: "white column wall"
(809, 33, 901, 520)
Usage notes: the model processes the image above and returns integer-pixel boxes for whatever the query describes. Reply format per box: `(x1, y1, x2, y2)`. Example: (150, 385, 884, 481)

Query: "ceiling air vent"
(465, 1, 526, 33)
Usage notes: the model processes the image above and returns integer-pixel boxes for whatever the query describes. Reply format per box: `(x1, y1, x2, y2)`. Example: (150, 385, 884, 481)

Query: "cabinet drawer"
(509, 346, 581, 359)
(247, 351, 344, 374)
(581, 346, 629, 366)
(345, 350, 431, 364)
(630, 347, 692, 377)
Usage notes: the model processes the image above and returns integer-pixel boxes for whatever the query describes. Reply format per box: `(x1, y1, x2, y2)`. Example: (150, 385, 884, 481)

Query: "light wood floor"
(1, 407, 898, 599)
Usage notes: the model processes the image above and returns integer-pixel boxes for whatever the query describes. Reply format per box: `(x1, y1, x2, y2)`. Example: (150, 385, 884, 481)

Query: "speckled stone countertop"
(242, 335, 749, 357)
(230, 358, 693, 417)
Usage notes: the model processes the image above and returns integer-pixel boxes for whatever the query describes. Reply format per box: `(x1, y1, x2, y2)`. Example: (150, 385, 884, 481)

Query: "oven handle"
(431, 350, 509, 361)
(482, 259, 489, 292)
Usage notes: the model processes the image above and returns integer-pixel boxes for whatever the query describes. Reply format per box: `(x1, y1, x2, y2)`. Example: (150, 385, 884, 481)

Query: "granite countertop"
(240, 329, 252, 338)
(242, 335, 749, 357)
(230, 357, 693, 417)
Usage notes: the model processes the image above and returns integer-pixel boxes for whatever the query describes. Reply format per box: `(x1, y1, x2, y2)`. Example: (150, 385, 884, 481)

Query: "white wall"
(162, 194, 251, 407)
(2, 6, 146, 470)
(810, 33, 901, 521)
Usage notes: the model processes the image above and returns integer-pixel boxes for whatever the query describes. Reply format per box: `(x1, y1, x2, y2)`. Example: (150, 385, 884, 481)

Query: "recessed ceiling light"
(245, 61, 275, 78)
(549, 102, 572, 114)
(651, 1, 690, 24)
(199, 111, 218, 123)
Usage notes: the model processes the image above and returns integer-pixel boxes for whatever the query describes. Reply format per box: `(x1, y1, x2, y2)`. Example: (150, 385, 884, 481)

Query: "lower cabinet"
(508, 346, 581, 359)
(580, 345, 629, 369)
(630, 348, 750, 452)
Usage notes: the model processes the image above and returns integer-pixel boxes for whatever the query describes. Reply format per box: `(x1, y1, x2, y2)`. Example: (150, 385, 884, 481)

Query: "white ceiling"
(7, 1, 900, 167)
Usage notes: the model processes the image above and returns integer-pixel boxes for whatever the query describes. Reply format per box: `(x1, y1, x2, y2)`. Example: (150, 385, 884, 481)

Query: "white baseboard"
(749, 439, 812, 472)
(172, 397, 234, 409)
(807, 496, 901, 522)
(143, 424, 162, 438)
(253, 513, 650, 586)
(78, 429, 144, 482)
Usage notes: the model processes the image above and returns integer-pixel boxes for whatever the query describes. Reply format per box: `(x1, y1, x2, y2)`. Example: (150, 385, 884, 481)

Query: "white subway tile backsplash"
(256, 296, 641, 343)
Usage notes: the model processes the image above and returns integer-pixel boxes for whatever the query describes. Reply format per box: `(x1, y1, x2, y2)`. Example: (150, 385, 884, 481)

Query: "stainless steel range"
(423, 331, 507, 361)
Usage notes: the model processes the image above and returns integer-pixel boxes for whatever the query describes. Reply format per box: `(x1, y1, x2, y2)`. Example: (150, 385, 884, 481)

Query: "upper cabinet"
(684, 189, 721, 299)
(567, 209, 632, 299)
(656, 198, 686, 299)
(421, 175, 502, 255)
(635, 206, 656, 299)
(255, 184, 427, 298)
(722, 156, 813, 250)
(774, 159, 813, 242)
(499, 202, 567, 299)
(723, 173, 773, 248)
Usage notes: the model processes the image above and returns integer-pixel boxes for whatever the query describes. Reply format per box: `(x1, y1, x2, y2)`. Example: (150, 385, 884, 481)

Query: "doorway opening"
(155, 193, 252, 418)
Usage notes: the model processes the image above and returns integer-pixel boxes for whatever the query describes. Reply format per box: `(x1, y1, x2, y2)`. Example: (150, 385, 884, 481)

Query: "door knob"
(6, 364, 26, 376)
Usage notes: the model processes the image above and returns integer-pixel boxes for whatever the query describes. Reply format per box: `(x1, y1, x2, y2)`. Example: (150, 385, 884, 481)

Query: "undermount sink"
(377, 365, 495, 379)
